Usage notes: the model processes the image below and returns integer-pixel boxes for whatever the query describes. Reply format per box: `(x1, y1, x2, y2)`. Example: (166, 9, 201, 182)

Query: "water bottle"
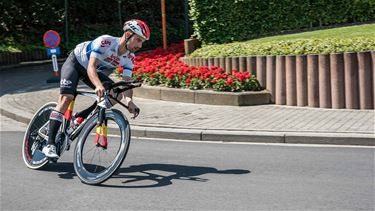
(73, 117, 84, 129)
(67, 117, 84, 134)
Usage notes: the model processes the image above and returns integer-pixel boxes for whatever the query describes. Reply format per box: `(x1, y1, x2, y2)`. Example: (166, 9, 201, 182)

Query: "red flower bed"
(115, 42, 261, 92)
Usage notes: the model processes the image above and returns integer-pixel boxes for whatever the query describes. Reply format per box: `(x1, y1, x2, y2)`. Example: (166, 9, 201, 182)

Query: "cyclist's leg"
(44, 53, 81, 157)
(81, 72, 115, 90)
(47, 94, 74, 145)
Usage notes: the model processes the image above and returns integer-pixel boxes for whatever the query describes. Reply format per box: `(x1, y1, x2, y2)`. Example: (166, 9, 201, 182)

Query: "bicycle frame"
(37, 80, 140, 156)
(66, 91, 99, 141)
(36, 91, 102, 155)
(62, 88, 131, 149)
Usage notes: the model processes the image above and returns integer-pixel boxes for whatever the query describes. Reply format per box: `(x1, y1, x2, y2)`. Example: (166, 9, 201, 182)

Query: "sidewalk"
(0, 58, 66, 72)
(0, 64, 374, 146)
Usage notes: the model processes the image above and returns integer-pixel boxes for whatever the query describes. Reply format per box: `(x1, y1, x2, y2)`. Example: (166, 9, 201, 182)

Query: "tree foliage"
(0, 0, 187, 52)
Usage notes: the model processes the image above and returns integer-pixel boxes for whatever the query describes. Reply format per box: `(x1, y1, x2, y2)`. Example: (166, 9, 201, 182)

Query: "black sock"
(48, 110, 64, 145)
(75, 101, 97, 119)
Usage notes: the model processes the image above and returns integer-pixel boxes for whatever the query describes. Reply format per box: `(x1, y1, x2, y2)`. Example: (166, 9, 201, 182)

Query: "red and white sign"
(43, 30, 61, 48)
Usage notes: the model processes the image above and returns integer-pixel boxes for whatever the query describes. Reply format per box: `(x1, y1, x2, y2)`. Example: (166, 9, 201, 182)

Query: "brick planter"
(133, 85, 271, 106)
(180, 51, 375, 110)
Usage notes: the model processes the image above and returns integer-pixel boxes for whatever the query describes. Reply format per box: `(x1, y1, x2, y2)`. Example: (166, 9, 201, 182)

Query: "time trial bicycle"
(22, 80, 141, 185)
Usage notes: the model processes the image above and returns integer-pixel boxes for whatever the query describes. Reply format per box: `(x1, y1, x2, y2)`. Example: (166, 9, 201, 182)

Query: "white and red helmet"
(123, 19, 150, 40)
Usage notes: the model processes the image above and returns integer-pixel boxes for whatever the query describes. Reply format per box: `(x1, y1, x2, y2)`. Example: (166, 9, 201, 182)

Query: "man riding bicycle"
(42, 19, 150, 158)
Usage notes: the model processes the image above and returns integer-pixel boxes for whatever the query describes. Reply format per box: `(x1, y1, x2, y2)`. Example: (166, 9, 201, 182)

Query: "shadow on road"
(40, 162, 250, 188)
(105, 163, 251, 188)
(39, 162, 76, 180)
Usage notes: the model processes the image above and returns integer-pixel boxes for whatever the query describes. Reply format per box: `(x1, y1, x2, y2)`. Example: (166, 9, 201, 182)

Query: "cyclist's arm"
(122, 76, 139, 118)
(87, 57, 103, 89)
(87, 57, 106, 97)
(120, 61, 134, 104)
(87, 35, 113, 92)
(122, 76, 133, 104)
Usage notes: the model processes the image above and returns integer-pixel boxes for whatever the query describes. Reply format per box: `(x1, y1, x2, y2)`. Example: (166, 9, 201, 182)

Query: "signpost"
(43, 30, 61, 83)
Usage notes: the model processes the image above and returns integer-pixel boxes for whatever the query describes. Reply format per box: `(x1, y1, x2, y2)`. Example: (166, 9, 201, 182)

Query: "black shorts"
(60, 52, 114, 95)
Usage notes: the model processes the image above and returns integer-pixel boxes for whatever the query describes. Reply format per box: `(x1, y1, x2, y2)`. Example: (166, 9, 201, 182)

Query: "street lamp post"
(184, 0, 189, 38)
(161, 0, 167, 49)
(118, 0, 122, 30)
(65, 0, 69, 47)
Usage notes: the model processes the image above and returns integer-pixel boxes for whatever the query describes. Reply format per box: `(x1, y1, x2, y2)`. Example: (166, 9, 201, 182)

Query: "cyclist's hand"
(128, 101, 140, 119)
(95, 84, 105, 98)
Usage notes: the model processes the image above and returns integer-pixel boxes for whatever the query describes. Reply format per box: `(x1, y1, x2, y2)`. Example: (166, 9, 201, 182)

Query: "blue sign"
(47, 47, 61, 56)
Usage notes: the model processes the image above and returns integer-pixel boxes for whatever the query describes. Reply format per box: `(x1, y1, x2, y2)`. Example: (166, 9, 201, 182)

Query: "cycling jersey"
(60, 35, 135, 95)
(73, 35, 135, 77)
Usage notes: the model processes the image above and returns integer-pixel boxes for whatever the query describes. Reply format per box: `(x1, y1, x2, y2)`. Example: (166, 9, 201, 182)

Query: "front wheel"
(73, 109, 131, 185)
(22, 102, 57, 169)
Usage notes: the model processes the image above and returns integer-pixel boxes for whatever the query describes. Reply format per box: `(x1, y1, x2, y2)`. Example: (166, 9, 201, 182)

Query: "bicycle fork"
(94, 107, 108, 149)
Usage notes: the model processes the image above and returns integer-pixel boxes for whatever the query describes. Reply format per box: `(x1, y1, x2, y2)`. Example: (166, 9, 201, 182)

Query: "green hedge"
(189, 0, 375, 44)
(190, 37, 375, 57)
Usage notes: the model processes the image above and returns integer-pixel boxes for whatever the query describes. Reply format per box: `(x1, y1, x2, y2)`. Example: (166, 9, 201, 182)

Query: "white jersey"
(73, 35, 134, 77)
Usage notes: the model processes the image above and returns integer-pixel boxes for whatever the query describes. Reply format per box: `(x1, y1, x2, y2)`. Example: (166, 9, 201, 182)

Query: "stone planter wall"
(134, 85, 271, 106)
(0, 49, 49, 65)
(180, 51, 375, 110)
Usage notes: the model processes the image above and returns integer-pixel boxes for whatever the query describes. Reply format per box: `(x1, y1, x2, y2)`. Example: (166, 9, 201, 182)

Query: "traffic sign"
(43, 30, 61, 48)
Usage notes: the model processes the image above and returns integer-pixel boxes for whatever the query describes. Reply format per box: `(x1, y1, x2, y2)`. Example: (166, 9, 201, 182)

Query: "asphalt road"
(0, 120, 374, 210)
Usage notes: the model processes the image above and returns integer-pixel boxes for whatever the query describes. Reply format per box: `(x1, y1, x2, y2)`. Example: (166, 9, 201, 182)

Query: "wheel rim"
(74, 111, 130, 184)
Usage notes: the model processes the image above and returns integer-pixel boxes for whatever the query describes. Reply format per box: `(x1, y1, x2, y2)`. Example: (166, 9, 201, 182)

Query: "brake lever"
(130, 82, 143, 88)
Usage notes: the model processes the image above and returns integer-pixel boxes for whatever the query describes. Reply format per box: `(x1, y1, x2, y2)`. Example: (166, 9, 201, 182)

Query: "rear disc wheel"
(22, 102, 57, 169)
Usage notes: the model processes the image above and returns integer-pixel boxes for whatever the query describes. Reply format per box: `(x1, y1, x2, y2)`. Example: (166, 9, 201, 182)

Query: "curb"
(0, 58, 66, 72)
(1, 106, 374, 146)
(0, 108, 30, 125)
(130, 126, 374, 146)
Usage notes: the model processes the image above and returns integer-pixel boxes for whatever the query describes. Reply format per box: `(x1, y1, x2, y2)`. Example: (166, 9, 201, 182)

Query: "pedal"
(49, 158, 58, 163)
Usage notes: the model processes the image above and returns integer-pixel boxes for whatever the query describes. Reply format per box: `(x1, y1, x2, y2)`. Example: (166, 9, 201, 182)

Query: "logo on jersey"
(104, 54, 120, 66)
(101, 40, 111, 47)
(127, 54, 135, 62)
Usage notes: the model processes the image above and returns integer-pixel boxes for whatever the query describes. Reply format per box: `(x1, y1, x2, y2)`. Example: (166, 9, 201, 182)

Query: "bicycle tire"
(73, 109, 131, 185)
(22, 102, 57, 169)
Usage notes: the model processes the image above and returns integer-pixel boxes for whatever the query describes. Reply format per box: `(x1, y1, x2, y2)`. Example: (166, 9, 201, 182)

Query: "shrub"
(189, 0, 375, 44)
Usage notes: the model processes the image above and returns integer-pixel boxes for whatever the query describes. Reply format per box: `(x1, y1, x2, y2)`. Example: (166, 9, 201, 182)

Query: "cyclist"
(42, 19, 150, 158)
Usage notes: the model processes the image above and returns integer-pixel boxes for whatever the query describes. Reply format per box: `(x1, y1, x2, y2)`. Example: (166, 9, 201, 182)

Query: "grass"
(190, 24, 375, 57)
